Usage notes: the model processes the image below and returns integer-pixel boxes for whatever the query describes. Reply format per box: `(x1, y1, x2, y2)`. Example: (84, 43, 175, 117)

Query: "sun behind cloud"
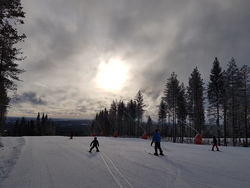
(96, 58, 129, 91)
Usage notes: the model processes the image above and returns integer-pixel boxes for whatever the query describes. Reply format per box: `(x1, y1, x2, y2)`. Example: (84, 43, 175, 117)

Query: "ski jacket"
(153, 132, 161, 143)
(212, 137, 217, 144)
(90, 139, 99, 147)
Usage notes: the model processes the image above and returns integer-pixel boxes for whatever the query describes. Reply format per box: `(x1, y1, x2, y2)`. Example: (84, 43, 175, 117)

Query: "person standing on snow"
(151, 129, 164, 156)
(89, 137, 100, 152)
(211, 136, 220, 151)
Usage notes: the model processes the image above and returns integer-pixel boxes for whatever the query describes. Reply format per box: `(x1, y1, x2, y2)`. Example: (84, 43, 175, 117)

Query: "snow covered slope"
(1, 136, 250, 188)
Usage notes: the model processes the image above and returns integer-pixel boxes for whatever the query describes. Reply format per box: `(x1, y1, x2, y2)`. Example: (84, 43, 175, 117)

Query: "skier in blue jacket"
(151, 129, 164, 156)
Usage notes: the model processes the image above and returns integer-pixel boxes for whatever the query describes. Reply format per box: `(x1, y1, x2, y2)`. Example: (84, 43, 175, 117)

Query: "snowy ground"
(1, 136, 250, 188)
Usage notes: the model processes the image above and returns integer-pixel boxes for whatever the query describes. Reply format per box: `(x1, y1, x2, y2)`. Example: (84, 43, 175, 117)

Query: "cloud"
(8, 0, 250, 120)
(11, 92, 47, 105)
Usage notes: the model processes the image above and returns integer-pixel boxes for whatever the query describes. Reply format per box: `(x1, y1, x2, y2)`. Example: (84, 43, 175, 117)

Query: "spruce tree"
(239, 65, 250, 147)
(158, 98, 166, 135)
(134, 90, 146, 135)
(207, 57, 224, 145)
(177, 83, 187, 143)
(224, 58, 242, 146)
(109, 101, 117, 135)
(126, 100, 136, 137)
(117, 101, 125, 136)
(0, 0, 26, 133)
(164, 72, 181, 142)
(187, 67, 205, 135)
(146, 116, 153, 135)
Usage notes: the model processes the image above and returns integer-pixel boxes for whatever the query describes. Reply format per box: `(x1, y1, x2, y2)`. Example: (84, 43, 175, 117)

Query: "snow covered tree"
(207, 57, 224, 145)
(0, 0, 26, 135)
(187, 67, 205, 135)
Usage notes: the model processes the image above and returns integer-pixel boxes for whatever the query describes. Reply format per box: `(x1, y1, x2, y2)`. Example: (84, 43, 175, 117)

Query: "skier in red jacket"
(211, 136, 220, 151)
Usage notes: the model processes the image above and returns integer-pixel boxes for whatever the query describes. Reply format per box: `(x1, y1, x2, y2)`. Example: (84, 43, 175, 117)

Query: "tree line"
(91, 90, 151, 138)
(7, 113, 55, 136)
(93, 57, 250, 147)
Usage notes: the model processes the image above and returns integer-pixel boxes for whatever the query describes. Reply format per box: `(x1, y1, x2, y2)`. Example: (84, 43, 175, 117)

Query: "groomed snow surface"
(1, 136, 250, 188)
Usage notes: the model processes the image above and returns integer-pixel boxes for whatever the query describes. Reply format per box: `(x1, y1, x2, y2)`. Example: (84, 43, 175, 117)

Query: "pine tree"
(0, 76, 9, 133)
(109, 101, 117, 135)
(103, 109, 111, 136)
(220, 70, 230, 146)
(0, 0, 26, 135)
(117, 101, 125, 136)
(135, 90, 146, 123)
(134, 90, 146, 136)
(239, 65, 250, 147)
(158, 98, 166, 135)
(187, 67, 205, 135)
(146, 116, 153, 135)
(126, 100, 137, 137)
(164, 72, 181, 142)
(177, 83, 187, 143)
(207, 57, 224, 145)
(36, 113, 41, 136)
(224, 58, 242, 146)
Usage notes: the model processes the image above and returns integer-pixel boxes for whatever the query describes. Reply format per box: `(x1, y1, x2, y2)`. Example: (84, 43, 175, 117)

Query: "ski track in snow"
(100, 152, 134, 188)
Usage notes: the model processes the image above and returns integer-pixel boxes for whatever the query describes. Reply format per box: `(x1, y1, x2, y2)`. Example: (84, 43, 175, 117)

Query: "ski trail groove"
(100, 153, 123, 188)
(100, 152, 134, 188)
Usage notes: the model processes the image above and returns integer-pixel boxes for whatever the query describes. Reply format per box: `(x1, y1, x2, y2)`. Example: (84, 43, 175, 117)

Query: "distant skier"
(211, 136, 220, 151)
(151, 129, 164, 156)
(89, 137, 100, 152)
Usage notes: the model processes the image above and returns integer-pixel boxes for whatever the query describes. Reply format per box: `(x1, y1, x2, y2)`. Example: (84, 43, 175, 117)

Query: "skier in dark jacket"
(151, 129, 164, 156)
(211, 136, 219, 151)
(89, 137, 100, 152)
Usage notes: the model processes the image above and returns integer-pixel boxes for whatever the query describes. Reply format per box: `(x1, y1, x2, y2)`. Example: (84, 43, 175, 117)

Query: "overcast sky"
(8, 0, 250, 121)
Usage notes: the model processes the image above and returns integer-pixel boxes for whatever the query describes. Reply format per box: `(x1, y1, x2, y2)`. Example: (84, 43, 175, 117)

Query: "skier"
(70, 131, 73, 139)
(151, 129, 164, 156)
(89, 137, 100, 152)
(211, 136, 220, 151)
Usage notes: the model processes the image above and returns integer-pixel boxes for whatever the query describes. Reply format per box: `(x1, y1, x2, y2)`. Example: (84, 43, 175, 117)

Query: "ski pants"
(90, 145, 99, 152)
(212, 144, 219, 151)
(155, 142, 163, 154)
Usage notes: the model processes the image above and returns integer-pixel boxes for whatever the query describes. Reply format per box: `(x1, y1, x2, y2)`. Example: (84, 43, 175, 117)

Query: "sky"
(8, 0, 250, 121)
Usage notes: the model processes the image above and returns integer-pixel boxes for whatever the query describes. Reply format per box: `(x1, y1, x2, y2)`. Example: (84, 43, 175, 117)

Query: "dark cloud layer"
(12, 92, 46, 105)
(9, 0, 250, 120)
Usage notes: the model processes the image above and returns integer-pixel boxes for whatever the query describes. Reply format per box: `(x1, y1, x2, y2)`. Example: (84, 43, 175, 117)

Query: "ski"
(149, 152, 165, 156)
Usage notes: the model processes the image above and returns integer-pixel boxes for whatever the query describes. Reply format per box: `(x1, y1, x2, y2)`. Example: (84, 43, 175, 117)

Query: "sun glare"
(96, 58, 128, 91)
